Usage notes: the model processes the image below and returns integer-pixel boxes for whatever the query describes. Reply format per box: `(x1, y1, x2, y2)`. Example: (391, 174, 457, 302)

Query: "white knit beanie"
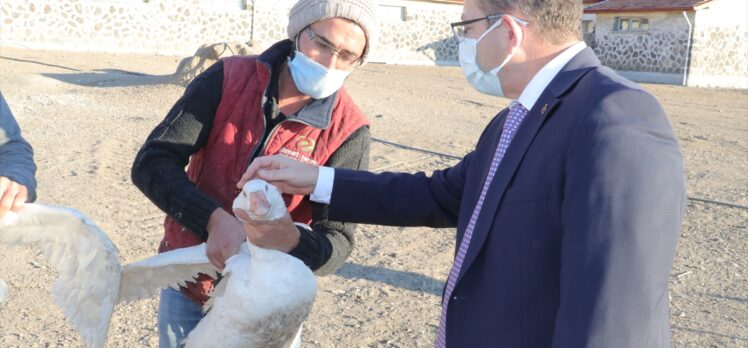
(287, 0, 379, 61)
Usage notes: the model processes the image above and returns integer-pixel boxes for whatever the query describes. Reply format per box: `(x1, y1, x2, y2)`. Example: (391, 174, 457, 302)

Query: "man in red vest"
(131, 1, 379, 346)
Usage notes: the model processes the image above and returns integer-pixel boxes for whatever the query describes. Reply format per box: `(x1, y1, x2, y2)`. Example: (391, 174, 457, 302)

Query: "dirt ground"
(0, 46, 745, 347)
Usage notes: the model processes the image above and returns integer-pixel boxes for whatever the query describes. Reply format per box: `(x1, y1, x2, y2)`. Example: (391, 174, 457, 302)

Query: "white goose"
(0, 179, 317, 348)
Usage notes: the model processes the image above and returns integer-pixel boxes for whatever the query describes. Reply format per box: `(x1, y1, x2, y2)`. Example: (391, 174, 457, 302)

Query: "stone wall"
(249, 0, 293, 51)
(687, 27, 748, 88)
(0, 0, 254, 56)
(0, 0, 461, 65)
(687, 0, 748, 88)
(371, 0, 460, 65)
(589, 0, 748, 89)
(591, 12, 692, 85)
(249, 0, 461, 65)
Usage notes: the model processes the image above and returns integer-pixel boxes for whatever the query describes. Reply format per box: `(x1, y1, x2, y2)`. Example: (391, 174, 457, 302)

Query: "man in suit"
(238, 0, 686, 346)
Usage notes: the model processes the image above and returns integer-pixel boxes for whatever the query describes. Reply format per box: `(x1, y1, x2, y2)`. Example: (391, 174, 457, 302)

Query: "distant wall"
(588, 0, 748, 88)
(688, 0, 748, 88)
(370, 0, 460, 65)
(244, 0, 462, 65)
(0, 0, 253, 56)
(0, 0, 461, 65)
(592, 11, 691, 85)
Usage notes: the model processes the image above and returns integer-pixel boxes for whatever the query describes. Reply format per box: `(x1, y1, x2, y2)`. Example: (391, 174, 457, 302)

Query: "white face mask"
(458, 18, 517, 97)
(288, 50, 351, 99)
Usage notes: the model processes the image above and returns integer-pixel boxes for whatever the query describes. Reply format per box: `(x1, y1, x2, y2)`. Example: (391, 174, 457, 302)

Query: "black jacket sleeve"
(289, 125, 371, 274)
(131, 62, 225, 240)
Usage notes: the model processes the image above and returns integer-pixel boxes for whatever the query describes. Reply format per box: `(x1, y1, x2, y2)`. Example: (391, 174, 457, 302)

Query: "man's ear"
(503, 15, 525, 50)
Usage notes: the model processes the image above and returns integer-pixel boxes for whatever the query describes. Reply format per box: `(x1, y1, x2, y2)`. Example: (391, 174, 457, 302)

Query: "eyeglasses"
(450, 14, 530, 43)
(304, 27, 363, 69)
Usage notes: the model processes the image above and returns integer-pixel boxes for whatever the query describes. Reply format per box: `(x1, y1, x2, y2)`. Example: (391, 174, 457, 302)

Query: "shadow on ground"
(335, 262, 444, 296)
(1, 55, 180, 87)
(41, 69, 180, 88)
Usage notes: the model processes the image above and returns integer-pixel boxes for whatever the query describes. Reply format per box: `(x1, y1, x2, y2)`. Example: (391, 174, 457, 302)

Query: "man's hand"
(206, 208, 246, 269)
(234, 209, 300, 252)
(0, 177, 29, 219)
(238, 155, 319, 195)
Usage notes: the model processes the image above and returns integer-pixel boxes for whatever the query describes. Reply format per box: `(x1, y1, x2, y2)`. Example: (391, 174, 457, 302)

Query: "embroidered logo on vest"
(296, 136, 316, 153)
(278, 147, 319, 165)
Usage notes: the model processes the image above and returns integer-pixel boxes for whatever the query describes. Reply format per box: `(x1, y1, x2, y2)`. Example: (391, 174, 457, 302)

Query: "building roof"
(585, 0, 715, 13)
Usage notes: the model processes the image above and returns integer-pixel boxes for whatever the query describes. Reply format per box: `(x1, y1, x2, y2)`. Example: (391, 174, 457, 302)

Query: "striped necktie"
(435, 102, 530, 347)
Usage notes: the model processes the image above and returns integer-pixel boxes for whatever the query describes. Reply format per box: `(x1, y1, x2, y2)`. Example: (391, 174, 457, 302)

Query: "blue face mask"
(288, 51, 351, 99)
(458, 18, 520, 97)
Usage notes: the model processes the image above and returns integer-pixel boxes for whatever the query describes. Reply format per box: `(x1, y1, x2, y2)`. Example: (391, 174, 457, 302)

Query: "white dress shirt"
(310, 41, 588, 204)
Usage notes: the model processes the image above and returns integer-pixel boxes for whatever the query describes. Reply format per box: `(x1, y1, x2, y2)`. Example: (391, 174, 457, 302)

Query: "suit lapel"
(455, 48, 600, 285)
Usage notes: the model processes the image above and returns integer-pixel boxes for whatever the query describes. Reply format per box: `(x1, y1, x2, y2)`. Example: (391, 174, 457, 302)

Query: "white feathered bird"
(0, 204, 121, 348)
(123, 179, 317, 347)
(0, 179, 317, 348)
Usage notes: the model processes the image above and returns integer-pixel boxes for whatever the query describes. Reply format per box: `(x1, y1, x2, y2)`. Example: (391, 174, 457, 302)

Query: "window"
(614, 17, 649, 32)
(379, 5, 407, 22)
(582, 20, 595, 34)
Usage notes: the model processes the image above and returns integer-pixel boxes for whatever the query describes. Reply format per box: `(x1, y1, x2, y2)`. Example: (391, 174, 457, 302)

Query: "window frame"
(614, 17, 650, 32)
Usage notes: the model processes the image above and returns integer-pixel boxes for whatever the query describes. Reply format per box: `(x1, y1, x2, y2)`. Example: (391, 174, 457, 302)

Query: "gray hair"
(479, 0, 583, 44)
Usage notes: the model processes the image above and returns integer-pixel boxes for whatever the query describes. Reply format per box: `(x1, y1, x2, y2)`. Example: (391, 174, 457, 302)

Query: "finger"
(11, 185, 28, 212)
(240, 156, 281, 188)
(0, 183, 17, 218)
(212, 256, 225, 269)
(206, 247, 225, 269)
(0, 177, 9, 198)
(256, 167, 297, 183)
(233, 208, 250, 223)
(221, 241, 242, 262)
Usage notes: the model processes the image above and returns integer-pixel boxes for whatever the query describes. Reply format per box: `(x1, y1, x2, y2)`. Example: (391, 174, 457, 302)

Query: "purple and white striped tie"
(435, 102, 529, 347)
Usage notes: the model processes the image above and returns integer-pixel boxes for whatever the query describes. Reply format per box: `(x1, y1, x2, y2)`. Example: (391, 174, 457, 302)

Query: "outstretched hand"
(238, 155, 319, 195)
(0, 176, 29, 219)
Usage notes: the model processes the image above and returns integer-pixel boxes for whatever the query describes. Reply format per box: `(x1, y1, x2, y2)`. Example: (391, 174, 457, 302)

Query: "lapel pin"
(540, 103, 548, 115)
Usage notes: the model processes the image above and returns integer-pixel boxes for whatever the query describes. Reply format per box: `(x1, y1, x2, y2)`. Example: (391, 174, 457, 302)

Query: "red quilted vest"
(159, 54, 368, 305)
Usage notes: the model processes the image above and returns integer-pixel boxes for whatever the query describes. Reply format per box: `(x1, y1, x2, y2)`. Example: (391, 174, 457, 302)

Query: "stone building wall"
(250, 0, 461, 65)
(0, 0, 254, 55)
(592, 11, 693, 85)
(0, 0, 461, 66)
(687, 0, 748, 88)
(588, 0, 748, 89)
(370, 0, 460, 65)
(249, 0, 294, 51)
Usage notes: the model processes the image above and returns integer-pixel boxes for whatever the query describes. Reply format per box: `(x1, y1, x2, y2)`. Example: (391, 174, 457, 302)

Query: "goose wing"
(119, 243, 221, 303)
(0, 203, 120, 348)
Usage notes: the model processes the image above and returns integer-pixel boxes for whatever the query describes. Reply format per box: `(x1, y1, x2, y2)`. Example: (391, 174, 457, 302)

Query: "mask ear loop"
(291, 26, 309, 60)
(477, 17, 504, 43)
(503, 16, 525, 59)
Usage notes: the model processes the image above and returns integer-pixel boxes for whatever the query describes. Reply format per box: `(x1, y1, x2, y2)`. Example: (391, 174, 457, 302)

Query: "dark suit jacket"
(328, 48, 686, 347)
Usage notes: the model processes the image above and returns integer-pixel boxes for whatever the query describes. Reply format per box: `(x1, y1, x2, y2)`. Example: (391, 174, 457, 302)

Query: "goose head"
(232, 179, 287, 222)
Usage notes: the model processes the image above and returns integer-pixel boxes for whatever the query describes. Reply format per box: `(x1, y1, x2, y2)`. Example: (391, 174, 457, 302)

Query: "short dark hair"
(479, 0, 583, 44)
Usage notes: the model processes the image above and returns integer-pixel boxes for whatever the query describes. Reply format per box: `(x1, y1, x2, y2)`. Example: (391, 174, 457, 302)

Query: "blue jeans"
(158, 288, 203, 348)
